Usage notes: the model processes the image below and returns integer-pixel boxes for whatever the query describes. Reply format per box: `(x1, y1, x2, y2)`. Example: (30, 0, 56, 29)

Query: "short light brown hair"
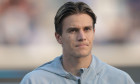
(55, 1, 97, 35)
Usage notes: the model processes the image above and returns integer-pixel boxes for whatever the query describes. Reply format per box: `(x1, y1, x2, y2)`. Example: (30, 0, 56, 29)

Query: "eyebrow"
(66, 26, 93, 32)
(67, 26, 93, 30)
(66, 27, 78, 32)
(84, 26, 93, 28)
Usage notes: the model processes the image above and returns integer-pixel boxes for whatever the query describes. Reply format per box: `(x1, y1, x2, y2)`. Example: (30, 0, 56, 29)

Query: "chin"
(74, 52, 90, 58)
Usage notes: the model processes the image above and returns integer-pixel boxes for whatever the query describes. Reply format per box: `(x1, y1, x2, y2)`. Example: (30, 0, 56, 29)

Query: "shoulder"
(99, 64, 135, 84)
(102, 64, 129, 77)
(20, 60, 57, 84)
(92, 55, 134, 84)
(20, 69, 53, 84)
(20, 56, 62, 84)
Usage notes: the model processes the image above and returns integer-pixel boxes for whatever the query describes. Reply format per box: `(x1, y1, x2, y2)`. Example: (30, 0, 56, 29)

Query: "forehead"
(62, 14, 93, 28)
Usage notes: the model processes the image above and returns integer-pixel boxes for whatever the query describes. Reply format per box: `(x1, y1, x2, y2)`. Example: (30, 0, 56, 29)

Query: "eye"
(84, 27, 91, 31)
(68, 28, 78, 33)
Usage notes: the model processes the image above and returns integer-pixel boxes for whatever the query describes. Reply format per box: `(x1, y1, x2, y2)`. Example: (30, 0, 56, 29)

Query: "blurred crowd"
(0, 0, 139, 46)
(126, 0, 140, 44)
(0, 0, 38, 45)
(94, 0, 140, 45)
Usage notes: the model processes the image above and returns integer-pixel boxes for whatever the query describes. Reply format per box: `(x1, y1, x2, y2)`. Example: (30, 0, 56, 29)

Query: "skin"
(55, 13, 95, 76)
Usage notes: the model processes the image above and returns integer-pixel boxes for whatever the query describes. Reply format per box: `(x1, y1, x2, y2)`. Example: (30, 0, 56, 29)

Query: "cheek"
(87, 35, 94, 45)
(87, 33, 94, 39)
(61, 34, 76, 46)
(62, 35, 72, 45)
(66, 36, 76, 47)
(66, 34, 75, 41)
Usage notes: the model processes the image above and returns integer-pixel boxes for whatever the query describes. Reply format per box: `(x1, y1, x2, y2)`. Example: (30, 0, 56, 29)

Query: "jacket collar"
(37, 55, 105, 81)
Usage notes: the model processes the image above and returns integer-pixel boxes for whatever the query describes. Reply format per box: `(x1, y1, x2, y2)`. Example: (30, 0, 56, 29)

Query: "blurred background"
(0, 0, 140, 84)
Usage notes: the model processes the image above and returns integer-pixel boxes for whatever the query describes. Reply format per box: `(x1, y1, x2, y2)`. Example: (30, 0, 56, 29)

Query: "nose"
(77, 30, 86, 41)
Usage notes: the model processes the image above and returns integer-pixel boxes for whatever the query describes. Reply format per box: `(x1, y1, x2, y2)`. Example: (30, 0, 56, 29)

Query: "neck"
(61, 54, 92, 76)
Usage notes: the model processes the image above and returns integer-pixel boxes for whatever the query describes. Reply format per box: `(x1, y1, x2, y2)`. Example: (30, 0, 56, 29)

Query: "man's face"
(55, 13, 95, 58)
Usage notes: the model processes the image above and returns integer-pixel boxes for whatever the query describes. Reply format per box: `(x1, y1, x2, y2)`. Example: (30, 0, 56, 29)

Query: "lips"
(75, 43, 88, 47)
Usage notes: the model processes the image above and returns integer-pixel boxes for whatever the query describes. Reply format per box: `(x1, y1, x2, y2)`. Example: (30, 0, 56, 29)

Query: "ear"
(93, 28, 95, 32)
(55, 32, 62, 44)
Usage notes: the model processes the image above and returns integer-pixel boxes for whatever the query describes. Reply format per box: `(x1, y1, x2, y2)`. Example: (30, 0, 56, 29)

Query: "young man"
(20, 1, 135, 84)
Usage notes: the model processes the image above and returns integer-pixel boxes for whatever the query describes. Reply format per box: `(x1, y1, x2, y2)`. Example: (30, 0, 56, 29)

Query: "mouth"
(75, 44, 88, 47)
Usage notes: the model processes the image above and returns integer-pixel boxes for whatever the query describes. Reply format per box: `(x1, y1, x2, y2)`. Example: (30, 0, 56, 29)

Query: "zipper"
(78, 79, 81, 84)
